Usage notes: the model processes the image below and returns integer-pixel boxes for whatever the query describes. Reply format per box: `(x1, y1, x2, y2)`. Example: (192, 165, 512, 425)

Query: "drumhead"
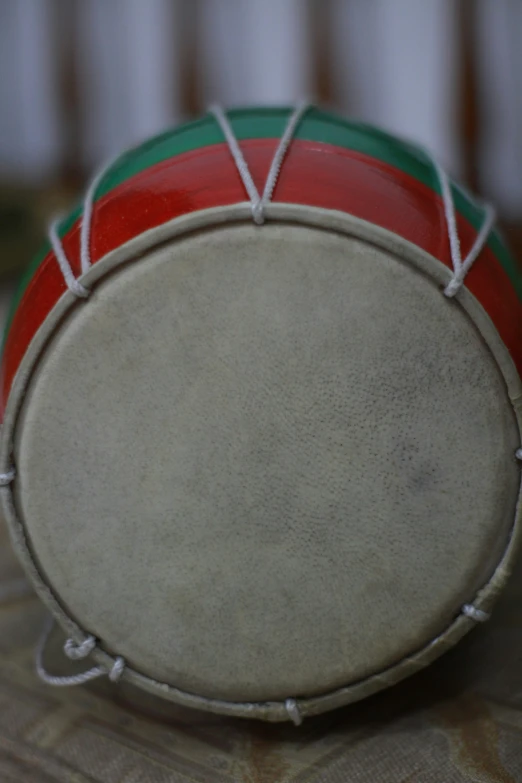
(3, 204, 522, 719)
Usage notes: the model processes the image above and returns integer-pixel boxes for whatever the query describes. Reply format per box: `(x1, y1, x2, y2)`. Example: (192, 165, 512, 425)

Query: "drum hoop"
(2, 202, 521, 721)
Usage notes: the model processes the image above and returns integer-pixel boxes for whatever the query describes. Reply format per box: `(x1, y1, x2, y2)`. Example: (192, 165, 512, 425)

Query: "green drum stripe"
(7, 107, 521, 333)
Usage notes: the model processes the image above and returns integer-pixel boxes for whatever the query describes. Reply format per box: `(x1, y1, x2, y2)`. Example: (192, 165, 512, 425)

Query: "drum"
(1, 105, 521, 724)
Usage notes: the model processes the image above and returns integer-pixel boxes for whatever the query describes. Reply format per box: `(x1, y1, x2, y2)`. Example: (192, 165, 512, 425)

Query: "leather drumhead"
(7, 206, 522, 713)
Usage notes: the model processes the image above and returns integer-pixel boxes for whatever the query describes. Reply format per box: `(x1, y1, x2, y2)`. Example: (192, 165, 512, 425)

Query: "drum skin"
(1, 107, 522, 723)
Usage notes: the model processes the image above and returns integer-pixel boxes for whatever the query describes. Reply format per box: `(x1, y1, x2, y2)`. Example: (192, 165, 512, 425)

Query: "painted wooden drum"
(1, 106, 521, 724)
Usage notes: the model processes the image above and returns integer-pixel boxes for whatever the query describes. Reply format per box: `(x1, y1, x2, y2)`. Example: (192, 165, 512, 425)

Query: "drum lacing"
(0, 468, 16, 486)
(462, 447, 522, 624)
(461, 604, 490, 623)
(431, 159, 497, 297)
(47, 151, 121, 298)
(209, 101, 309, 225)
(36, 616, 125, 687)
(211, 104, 496, 298)
(46, 102, 309, 299)
(285, 698, 303, 726)
(47, 102, 496, 303)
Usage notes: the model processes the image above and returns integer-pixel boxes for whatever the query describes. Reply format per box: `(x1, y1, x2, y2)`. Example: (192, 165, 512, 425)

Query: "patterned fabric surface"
(1, 515, 522, 783)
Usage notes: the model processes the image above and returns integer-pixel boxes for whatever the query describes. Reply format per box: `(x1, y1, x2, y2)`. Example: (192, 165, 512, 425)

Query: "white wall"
(0, 0, 520, 219)
(199, 0, 313, 106)
(330, 0, 462, 175)
(475, 0, 522, 219)
(75, 0, 183, 167)
(0, 0, 63, 182)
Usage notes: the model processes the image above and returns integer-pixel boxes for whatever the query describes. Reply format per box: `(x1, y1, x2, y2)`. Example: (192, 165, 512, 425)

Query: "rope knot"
(70, 280, 91, 299)
(210, 102, 309, 229)
(251, 201, 265, 225)
(64, 634, 97, 660)
(285, 698, 303, 726)
(462, 603, 490, 623)
(443, 275, 463, 298)
(0, 468, 16, 486)
(109, 656, 126, 682)
(36, 617, 127, 689)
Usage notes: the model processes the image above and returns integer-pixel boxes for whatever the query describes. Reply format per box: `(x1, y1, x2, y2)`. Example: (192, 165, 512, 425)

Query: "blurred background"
(0, 0, 521, 309)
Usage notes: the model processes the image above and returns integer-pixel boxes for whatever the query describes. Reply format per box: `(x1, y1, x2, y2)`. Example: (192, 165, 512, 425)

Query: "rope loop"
(49, 105, 495, 305)
(48, 152, 121, 298)
(36, 617, 125, 688)
(0, 468, 16, 486)
(462, 603, 490, 623)
(210, 102, 309, 227)
(285, 698, 303, 726)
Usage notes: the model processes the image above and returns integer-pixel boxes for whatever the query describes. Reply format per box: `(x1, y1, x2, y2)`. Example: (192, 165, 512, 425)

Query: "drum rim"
(2, 202, 521, 722)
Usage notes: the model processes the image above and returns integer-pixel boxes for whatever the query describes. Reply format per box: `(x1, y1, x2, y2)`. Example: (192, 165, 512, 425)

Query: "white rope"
(209, 105, 261, 216)
(79, 160, 116, 275)
(432, 160, 496, 298)
(462, 603, 490, 623)
(48, 219, 90, 299)
(49, 105, 492, 300)
(64, 634, 96, 660)
(49, 152, 119, 296)
(36, 617, 125, 687)
(210, 103, 309, 225)
(255, 101, 309, 224)
(0, 468, 15, 486)
(285, 698, 303, 726)
(211, 104, 492, 295)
